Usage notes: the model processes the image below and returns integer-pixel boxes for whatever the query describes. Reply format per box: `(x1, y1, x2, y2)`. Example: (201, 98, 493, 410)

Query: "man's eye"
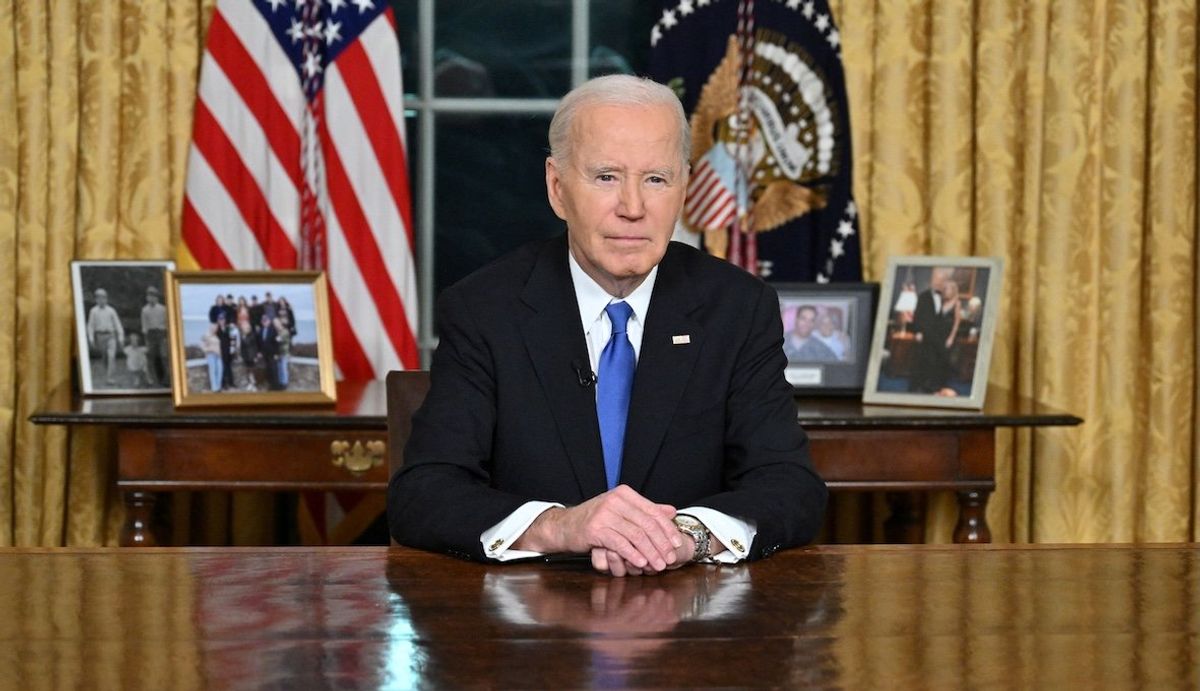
(647, 176, 667, 185)
(596, 174, 616, 182)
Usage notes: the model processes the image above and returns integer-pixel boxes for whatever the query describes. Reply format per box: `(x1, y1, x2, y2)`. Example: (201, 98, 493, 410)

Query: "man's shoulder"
(444, 235, 561, 300)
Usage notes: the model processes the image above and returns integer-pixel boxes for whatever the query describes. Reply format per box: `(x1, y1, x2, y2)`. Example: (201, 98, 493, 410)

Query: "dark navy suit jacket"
(388, 235, 827, 561)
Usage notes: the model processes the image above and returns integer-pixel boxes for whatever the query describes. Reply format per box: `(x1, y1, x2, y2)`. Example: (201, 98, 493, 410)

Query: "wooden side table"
(31, 381, 1080, 546)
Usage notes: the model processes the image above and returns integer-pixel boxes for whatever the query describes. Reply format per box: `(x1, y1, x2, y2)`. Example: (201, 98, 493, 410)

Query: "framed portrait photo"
(166, 271, 337, 408)
(71, 260, 176, 396)
(777, 283, 879, 395)
(863, 256, 1004, 409)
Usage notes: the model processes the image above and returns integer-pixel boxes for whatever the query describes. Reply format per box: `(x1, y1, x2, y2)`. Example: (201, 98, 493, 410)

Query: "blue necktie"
(597, 301, 635, 490)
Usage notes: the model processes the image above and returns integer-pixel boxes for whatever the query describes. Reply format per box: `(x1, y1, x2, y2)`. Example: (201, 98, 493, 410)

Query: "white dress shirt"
(480, 250, 756, 563)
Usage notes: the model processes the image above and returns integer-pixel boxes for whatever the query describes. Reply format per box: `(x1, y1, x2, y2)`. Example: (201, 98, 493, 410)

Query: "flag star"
(786, 0, 801, 9)
(352, 0, 374, 12)
(286, 18, 305, 43)
(329, 0, 347, 12)
(816, 273, 830, 284)
(815, 14, 830, 31)
(661, 9, 677, 28)
(306, 22, 324, 40)
(828, 29, 840, 47)
(266, 0, 287, 11)
(846, 200, 857, 217)
(302, 49, 322, 77)
(678, 0, 695, 16)
(830, 238, 845, 258)
(837, 219, 855, 238)
(802, 1, 815, 19)
(325, 19, 342, 44)
(651, 24, 663, 46)
(698, 0, 711, 6)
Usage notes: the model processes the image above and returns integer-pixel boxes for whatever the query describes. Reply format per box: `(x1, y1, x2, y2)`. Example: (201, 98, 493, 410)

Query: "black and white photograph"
(166, 271, 336, 407)
(777, 283, 878, 395)
(71, 260, 175, 396)
(863, 257, 1003, 409)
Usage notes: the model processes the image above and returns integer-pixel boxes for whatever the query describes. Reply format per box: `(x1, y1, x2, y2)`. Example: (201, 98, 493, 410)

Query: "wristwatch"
(673, 514, 712, 562)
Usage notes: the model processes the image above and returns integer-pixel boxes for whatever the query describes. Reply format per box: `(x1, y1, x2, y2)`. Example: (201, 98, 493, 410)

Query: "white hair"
(548, 74, 690, 167)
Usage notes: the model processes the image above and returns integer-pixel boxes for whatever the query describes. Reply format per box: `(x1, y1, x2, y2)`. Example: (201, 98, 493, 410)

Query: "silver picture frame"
(863, 256, 1004, 409)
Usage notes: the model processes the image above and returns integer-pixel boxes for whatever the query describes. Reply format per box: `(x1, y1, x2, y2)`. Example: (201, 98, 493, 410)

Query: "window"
(393, 1, 653, 362)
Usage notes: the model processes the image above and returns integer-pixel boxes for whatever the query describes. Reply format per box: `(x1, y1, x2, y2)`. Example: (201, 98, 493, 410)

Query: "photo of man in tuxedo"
(388, 75, 827, 576)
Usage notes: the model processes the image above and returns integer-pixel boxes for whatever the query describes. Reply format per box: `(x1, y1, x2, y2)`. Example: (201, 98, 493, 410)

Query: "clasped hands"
(512, 485, 701, 577)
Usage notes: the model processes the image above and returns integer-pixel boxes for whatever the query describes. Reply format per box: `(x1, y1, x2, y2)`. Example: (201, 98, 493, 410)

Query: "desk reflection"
(384, 557, 842, 688)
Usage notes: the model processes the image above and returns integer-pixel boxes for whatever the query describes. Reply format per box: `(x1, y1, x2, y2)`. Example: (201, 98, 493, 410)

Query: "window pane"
(589, 1, 655, 78)
(434, 114, 561, 302)
(433, 0, 572, 98)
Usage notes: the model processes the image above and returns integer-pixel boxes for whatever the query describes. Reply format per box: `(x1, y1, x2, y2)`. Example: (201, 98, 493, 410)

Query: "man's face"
(794, 308, 816, 338)
(546, 103, 687, 297)
(96, 293, 108, 306)
(817, 314, 835, 337)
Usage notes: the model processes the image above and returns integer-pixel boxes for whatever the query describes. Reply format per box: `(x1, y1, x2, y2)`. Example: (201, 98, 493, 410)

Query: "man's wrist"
(672, 514, 711, 562)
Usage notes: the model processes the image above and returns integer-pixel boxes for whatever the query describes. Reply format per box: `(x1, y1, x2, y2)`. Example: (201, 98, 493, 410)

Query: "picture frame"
(863, 256, 1004, 409)
(71, 260, 176, 396)
(777, 282, 879, 396)
(166, 270, 337, 407)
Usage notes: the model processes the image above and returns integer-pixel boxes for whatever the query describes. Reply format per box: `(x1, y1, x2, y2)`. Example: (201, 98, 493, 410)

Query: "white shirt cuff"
(480, 501, 564, 561)
(678, 507, 756, 563)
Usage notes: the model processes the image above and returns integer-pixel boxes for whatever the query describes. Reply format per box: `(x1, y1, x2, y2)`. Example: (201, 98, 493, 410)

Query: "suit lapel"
(518, 236, 608, 498)
(620, 246, 703, 490)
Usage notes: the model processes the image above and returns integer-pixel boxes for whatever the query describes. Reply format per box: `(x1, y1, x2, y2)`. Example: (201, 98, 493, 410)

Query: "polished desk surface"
(31, 380, 1082, 430)
(0, 545, 1192, 689)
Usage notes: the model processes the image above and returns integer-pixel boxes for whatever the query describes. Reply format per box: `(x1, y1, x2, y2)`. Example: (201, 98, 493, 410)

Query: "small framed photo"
(166, 271, 337, 407)
(777, 283, 879, 395)
(863, 256, 1004, 409)
(71, 260, 176, 396)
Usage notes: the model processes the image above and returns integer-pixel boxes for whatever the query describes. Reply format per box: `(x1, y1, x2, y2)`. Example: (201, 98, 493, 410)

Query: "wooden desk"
(0, 545, 1194, 689)
(30, 382, 1080, 546)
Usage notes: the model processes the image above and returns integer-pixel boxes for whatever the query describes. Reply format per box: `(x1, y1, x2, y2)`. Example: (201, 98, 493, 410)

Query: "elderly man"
(388, 75, 826, 576)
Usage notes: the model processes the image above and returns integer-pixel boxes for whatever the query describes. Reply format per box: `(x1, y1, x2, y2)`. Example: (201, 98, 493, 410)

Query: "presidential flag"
(182, 0, 419, 379)
(650, 0, 862, 283)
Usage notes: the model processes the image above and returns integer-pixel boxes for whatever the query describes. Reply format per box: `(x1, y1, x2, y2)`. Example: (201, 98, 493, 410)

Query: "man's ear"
(545, 157, 567, 221)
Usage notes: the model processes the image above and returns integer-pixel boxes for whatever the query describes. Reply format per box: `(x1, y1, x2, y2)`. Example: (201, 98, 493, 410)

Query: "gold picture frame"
(166, 270, 337, 407)
(862, 256, 1004, 410)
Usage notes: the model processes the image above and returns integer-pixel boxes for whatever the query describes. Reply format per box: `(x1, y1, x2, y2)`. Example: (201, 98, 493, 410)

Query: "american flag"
(683, 151, 739, 233)
(182, 0, 419, 379)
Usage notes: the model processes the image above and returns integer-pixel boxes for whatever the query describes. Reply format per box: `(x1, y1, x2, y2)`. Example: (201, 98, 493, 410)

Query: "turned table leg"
(120, 491, 159, 547)
(954, 489, 992, 543)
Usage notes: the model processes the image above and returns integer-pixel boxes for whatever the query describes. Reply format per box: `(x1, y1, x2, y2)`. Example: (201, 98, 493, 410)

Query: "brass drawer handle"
(330, 440, 386, 475)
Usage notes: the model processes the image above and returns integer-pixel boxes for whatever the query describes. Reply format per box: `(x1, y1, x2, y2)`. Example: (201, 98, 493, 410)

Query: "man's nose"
(617, 180, 645, 219)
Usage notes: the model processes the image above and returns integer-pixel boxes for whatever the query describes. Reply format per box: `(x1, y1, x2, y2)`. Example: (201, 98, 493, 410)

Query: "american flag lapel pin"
(672, 335, 691, 345)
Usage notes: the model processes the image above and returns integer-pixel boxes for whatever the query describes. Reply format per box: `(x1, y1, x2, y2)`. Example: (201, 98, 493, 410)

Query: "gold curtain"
(0, 0, 224, 546)
(834, 0, 1198, 542)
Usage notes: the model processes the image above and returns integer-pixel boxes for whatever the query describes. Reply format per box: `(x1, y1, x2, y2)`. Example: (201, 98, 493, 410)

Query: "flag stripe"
(323, 66, 418, 321)
(327, 288, 377, 379)
(320, 118, 419, 368)
(184, 147, 269, 268)
(329, 40, 415, 243)
(181, 198, 234, 269)
(191, 101, 298, 268)
(206, 11, 303, 188)
(197, 54, 300, 248)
